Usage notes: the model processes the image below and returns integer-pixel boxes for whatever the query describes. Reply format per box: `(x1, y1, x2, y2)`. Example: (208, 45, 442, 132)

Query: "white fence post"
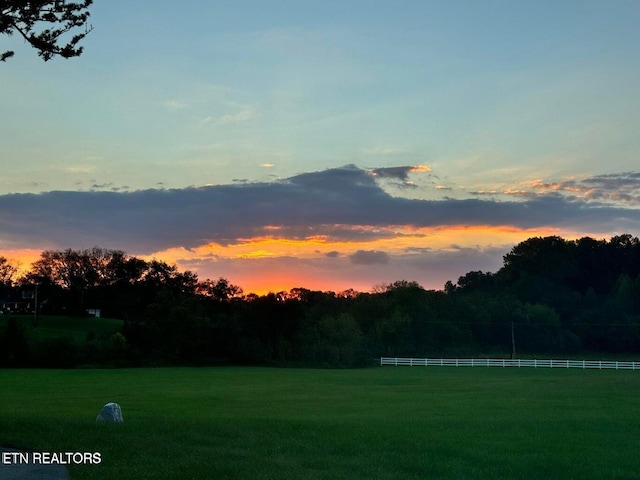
(380, 357, 639, 370)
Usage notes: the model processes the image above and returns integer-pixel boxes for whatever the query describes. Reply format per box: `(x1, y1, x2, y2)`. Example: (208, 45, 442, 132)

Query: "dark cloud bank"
(1, 165, 639, 253)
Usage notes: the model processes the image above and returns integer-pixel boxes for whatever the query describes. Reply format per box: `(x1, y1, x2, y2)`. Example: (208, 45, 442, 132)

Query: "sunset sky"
(1, 1, 640, 294)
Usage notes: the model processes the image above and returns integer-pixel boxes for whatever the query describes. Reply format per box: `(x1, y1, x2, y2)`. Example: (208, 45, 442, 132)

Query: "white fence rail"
(380, 357, 640, 370)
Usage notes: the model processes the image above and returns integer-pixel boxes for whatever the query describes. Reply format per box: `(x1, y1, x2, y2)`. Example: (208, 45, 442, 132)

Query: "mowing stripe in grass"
(1, 367, 638, 480)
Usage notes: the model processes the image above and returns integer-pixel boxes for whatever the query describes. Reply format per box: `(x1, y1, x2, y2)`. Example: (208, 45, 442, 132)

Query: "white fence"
(380, 357, 640, 370)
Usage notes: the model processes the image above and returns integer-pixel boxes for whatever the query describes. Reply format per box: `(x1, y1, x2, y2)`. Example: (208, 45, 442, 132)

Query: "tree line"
(1, 235, 640, 368)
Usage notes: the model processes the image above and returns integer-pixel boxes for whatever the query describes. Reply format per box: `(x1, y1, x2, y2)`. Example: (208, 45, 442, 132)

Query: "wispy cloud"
(198, 103, 256, 127)
(467, 171, 640, 207)
(61, 165, 96, 174)
(527, 172, 640, 205)
(369, 165, 433, 190)
(363, 146, 408, 156)
(370, 165, 431, 181)
(216, 106, 255, 125)
(164, 99, 188, 110)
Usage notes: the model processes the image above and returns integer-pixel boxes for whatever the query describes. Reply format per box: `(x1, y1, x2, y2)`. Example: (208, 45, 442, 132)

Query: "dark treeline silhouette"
(1, 235, 640, 368)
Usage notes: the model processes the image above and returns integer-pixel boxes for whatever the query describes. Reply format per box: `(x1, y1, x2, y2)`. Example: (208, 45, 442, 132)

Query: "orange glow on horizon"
(1, 225, 607, 293)
(142, 224, 600, 293)
(145, 224, 599, 263)
(236, 271, 345, 296)
(0, 249, 42, 277)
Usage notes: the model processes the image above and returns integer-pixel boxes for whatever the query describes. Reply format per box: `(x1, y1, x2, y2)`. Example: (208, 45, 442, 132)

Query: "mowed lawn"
(0, 366, 638, 480)
(0, 314, 124, 344)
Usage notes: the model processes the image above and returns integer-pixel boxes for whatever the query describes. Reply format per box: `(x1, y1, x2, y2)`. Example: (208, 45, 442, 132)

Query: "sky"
(1, 0, 640, 294)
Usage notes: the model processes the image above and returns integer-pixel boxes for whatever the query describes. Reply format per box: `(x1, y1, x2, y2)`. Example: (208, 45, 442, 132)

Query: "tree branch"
(1, 0, 93, 62)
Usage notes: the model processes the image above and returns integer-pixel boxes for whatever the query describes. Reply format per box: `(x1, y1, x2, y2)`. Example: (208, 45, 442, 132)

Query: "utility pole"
(511, 320, 516, 359)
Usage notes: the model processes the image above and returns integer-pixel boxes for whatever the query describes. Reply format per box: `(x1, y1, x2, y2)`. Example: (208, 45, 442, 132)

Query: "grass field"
(0, 314, 124, 344)
(1, 366, 639, 479)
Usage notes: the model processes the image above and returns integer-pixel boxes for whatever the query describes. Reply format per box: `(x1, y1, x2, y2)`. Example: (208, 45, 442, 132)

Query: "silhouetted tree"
(4, 233, 640, 368)
(142, 260, 198, 297)
(0, 256, 18, 301)
(0, 256, 17, 286)
(454, 271, 496, 293)
(1, 0, 93, 62)
(302, 313, 363, 367)
(196, 277, 243, 302)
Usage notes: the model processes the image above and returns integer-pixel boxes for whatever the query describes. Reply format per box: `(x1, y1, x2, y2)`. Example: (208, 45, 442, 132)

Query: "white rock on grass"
(96, 402, 123, 423)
